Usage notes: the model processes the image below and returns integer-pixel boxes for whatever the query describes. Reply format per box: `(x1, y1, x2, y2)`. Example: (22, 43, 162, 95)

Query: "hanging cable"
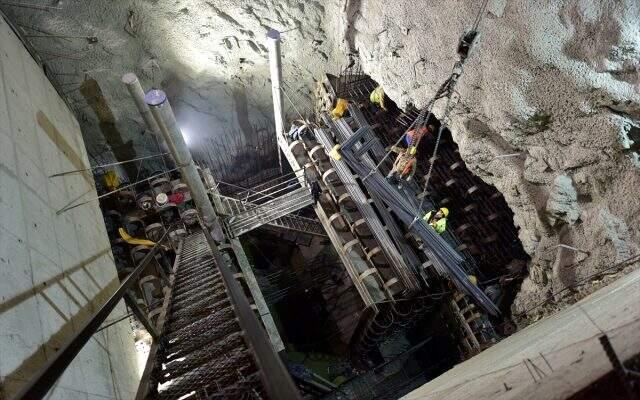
(472, 0, 491, 32)
(364, 0, 490, 189)
(49, 152, 170, 177)
(413, 85, 460, 224)
(56, 166, 180, 215)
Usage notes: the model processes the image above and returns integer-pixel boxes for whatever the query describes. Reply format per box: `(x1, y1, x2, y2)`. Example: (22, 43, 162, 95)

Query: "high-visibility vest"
(423, 211, 447, 234)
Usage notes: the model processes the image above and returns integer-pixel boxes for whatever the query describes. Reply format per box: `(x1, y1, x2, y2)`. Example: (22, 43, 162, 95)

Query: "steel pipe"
(122, 73, 162, 136)
(144, 89, 224, 241)
(266, 29, 284, 173)
(122, 73, 174, 171)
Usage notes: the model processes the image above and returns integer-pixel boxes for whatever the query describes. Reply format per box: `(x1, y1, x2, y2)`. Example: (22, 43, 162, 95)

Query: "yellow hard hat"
(331, 98, 349, 119)
(439, 207, 449, 217)
(329, 144, 342, 160)
(468, 275, 478, 285)
(370, 86, 386, 110)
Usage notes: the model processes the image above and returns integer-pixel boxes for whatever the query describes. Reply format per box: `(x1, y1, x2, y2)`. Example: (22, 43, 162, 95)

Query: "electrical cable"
(49, 152, 170, 177)
(56, 166, 180, 215)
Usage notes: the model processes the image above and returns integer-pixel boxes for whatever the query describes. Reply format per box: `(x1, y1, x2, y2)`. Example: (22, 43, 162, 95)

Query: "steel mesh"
(148, 233, 266, 399)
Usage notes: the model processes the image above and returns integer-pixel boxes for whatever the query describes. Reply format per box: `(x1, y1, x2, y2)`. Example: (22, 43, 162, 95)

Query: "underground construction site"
(0, 1, 638, 399)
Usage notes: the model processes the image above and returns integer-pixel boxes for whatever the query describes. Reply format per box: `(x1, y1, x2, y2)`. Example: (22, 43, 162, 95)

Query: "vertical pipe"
(122, 73, 172, 169)
(143, 89, 224, 242)
(266, 29, 308, 187)
(266, 29, 284, 174)
(122, 73, 161, 135)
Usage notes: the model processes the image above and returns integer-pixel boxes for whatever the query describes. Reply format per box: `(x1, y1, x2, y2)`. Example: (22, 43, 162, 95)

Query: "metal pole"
(144, 89, 224, 242)
(200, 226, 301, 400)
(122, 73, 173, 170)
(266, 29, 284, 174)
(122, 73, 162, 136)
(49, 152, 169, 177)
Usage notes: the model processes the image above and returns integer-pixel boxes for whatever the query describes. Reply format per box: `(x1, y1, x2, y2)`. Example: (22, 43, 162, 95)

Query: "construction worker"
(404, 125, 434, 147)
(369, 86, 386, 110)
(386, 145, 417, 185)
(331, 98, 349, 119)
(386, 125, 433, 186)
(310, 181, 322, 205)
(423, 207, 449, 234)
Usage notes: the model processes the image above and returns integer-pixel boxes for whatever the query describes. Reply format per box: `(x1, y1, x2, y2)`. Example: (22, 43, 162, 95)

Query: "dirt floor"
(402, 267, 640, 400)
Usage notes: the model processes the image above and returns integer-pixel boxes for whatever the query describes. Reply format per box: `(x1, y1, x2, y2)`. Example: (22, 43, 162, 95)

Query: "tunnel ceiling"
(4, 0, 639, 317)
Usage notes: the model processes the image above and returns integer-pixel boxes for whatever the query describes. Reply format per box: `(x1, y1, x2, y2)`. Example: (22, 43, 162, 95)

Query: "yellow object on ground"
(370, 86, 386, 110)
(329, 144, 342, 160)
(104, 170, 119, 191)
(331, 98, 349, 119)
(468, 275, 478, 285)
(119, 227, 156, 246)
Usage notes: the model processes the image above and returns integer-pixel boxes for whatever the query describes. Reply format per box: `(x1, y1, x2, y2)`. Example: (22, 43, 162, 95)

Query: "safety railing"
(218, 167, 308, 205)
(10, 229, 172, 400)
(211, 175, 326, 237)
(226, 187, 315, 237)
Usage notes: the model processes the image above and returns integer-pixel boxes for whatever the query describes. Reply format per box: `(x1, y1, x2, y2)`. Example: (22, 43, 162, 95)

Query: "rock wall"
(339, 0, 640, 316)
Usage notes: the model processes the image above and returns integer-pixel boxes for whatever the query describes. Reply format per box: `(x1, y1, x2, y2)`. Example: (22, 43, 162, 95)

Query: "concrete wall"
(0, 16, 139, 400)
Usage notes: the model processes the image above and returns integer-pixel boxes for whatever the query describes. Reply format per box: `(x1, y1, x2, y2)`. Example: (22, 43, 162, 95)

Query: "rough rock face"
(343, 0, 640, 315)
(5, 0, 343, 169)
(545, 175, 581, 226)
(6, 0, 639, 316)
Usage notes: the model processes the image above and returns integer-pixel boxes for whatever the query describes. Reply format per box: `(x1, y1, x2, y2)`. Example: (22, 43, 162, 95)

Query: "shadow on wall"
(80, 79, 138, 180)
(0, 248, 119, 398)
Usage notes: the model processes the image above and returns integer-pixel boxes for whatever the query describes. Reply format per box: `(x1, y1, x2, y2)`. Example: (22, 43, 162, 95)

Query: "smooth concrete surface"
(403, 266, 640, 400)
(0, 16, 139, 400)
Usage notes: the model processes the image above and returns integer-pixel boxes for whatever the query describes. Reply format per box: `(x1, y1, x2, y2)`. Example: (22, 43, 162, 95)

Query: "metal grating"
(147, 233, 266, 400)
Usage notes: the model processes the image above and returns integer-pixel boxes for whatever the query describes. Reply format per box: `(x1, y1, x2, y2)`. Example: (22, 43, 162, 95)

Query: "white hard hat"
(156, 192, 168, 206)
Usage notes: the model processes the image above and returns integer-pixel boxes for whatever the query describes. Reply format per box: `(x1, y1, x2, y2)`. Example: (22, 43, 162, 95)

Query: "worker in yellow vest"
(423, 207, 449, 234)
(369, 86, 386, 110)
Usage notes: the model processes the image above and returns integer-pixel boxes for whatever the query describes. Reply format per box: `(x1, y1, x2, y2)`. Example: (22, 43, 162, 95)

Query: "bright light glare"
(180, 127, 192, 146)
(135, 339, 151, 376)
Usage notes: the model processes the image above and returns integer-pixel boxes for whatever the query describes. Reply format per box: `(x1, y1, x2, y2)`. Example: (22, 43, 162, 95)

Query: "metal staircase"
(226, 186, 314, 237)
(212, 192, 325, 237)
(142, 232, 267, 399)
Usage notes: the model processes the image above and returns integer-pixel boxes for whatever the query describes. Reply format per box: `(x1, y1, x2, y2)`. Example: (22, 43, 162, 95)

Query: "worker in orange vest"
(387, 145, 417, 185)
(404, 125, 434, 147)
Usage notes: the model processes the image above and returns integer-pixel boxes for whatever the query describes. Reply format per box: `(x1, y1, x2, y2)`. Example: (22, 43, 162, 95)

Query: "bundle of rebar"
(336, 129, 499, 316)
